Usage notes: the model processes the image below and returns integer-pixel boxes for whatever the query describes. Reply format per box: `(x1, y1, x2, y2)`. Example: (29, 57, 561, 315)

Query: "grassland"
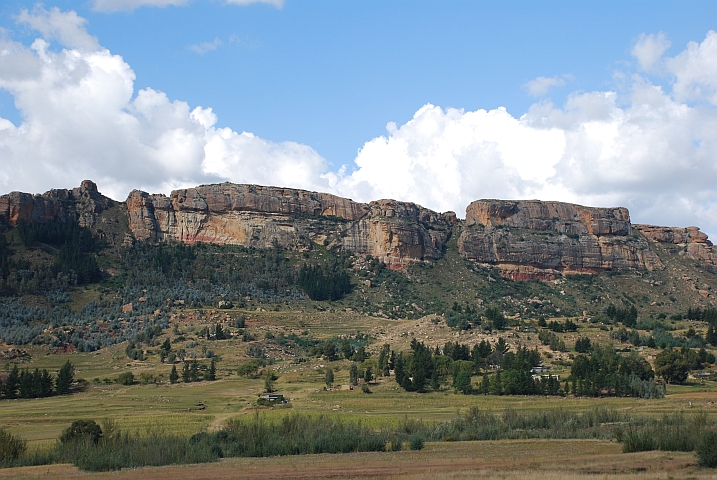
(3, 310, 717, 442)
(0, 440, 710, 479)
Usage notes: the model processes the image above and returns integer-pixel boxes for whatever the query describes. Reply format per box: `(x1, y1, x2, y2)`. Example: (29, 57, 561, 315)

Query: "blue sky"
(1, 1, 717, 237)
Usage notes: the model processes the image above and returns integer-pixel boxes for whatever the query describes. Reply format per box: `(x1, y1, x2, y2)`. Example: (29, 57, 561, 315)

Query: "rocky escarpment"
(634, 224, 717, 268)
(126, 183, 456, 268)
(458, 200, 663, 280)
(0, 180, 114, 229)
(337, 199, 456, 268)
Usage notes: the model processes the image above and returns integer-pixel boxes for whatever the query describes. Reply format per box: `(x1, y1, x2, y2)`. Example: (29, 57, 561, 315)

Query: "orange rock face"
(459, 199, 663, 279)
(634, 224, 717, 267)
(0, 180, 113, 228)
(125, 183, 455, 268)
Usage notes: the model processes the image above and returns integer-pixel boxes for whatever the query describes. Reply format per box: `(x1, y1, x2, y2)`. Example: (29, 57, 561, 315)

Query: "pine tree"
(707, 324, 717, 346)
(182, 361, 190, 383)
(341, 338, 352, 359)
(18, 369, 32, 398)
(189, 360, 199, 382)
(40, 369, 54, 397)
(3, 365, 19, 398)
(349, 364, 358, 386)
(453, 370, 472, 394)
(55, 361, 74, 395)
(479, 373, 490, 394)
(325, 368, 334, 388)
(205, 359, 216, 381)
(169, 365, 179, 384)
(215, 324, 226, 340)
(489, 370, 503, 395)
(364, 366, 373, 384)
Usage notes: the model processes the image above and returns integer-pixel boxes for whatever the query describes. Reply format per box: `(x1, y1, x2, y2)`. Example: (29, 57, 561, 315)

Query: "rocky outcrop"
(634, 224, 717, 266)
(338, 200, 456, 268)
(0, 180, 114, 228)
(459, 200, 663, 280)
(126, 183, 455, 268)
(465, 199, 632, 236)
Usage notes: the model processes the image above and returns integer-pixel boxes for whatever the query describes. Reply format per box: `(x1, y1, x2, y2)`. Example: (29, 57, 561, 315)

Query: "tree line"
(0, 360, 74, 399)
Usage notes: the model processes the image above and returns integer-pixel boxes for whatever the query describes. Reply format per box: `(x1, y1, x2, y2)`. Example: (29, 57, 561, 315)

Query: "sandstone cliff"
(459, 199, 663, 280)
(6, 180, 717, 278)
(634, 224, 717, 267)
(0, 180, 114, 229)
(125, 183, 455, 268)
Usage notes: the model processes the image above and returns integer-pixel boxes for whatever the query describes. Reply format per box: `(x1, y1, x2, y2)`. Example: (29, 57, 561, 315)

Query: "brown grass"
(0, 439, 711, 480)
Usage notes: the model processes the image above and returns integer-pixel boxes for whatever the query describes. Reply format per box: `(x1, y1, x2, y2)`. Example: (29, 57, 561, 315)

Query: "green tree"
(341, 338, 352, 359)
(453, 370, 472, 394)
(707, 324, 717, 347)
(160, 338, 171, 362)
(489, 370, 503, 395)
(118, 371, 134, 385)
(575, 337, 592, 353)
(189, 360, 200, 382)
(169, 365, 179, 384)
(654, 349, 689, 384)
(364, 366, 373, 384)
(3, 365, 19, 398)
(377, 344, 391, 376)
(214, 324, 226, 340)
(60, 420, 102, 445)
(205, 359, 216, 381)
(55, 361, 74, 395)
(39, 369, 54, 397)
(181, 361, 191, 383)
(325, 368, 334, 388)
(349, 364, 359, 386)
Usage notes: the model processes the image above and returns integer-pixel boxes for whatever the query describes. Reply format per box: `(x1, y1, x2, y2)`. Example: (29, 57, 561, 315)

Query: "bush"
(697, 430, 717, 468)
(60, 420, 102, 445)
(0, 428, 27, 463)
(409, 435, 425, 451)
(117, 371, 134, 385)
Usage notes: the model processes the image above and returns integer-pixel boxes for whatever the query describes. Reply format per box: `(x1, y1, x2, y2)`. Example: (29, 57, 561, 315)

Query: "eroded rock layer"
(634, 224, 717, 267)
(459, 199, 663, 280)
(0, 180, 114, 228)
(125, 183, 455, 267)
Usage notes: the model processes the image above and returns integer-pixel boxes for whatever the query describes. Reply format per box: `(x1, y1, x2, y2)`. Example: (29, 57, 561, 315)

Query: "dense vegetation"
(0, 220, 101, 294)
(0, 361, 74, 399)
(2, 409, 715, 470)
(297, 263, 351, 301)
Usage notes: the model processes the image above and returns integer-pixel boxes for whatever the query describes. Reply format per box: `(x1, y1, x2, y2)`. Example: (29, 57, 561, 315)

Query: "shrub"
(0, 428, 27, 463)
(409, 435, 425, 450)
(117, 371, 134, 385)
(60, 420, 102, 445)
(697, 430, 717, 468)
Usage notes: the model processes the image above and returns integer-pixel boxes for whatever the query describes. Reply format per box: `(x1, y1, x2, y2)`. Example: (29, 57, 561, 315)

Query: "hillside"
(2, 181, 717, 474)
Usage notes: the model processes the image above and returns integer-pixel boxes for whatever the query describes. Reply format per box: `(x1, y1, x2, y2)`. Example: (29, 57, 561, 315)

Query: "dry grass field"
(0, 440, 710, 479)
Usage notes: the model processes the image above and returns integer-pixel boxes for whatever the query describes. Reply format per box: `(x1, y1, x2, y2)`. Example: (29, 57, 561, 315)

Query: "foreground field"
(0, 439, 710, 479)
(2, 309, 717, 446)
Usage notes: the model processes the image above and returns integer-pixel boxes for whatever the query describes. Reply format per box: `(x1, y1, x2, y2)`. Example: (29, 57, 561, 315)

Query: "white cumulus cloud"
(524, 76, 567, 97)
(632, 32, 671, 72)
(0, 6, 328, 201)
